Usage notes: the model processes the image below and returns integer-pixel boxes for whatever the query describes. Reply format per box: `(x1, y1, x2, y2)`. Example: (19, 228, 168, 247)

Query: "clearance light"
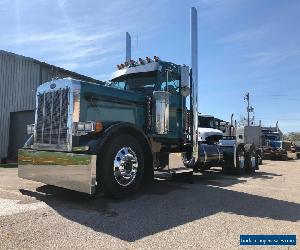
(130, 59, 136, 66)
(138, 58, 145, 65)
(146, 56, 152, 63)
(154, 56, 160, 62)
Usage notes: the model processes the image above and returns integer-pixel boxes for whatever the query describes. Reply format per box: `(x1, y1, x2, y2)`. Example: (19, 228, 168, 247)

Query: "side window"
(112, 81, 126, 90)
(167, 79, 180, 94)
(158, 71, 180, 94)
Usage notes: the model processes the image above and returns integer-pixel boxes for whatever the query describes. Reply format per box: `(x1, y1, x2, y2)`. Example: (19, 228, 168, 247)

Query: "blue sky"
(0, 0, 299, 133)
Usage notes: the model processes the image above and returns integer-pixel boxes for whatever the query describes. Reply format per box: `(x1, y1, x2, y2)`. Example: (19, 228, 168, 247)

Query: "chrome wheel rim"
(113, 147, 138, 187)
(251, 151, 256, 168)
(238, 151, 245, 168)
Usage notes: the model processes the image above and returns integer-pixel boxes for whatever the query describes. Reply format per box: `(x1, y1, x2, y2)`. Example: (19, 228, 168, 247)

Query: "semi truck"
(18, 8, 252, 198)
(235, 125, 263, 165)
(261, 128, 288, 160)
(193, 115, 258, 174)
(263, 140, 288, 161)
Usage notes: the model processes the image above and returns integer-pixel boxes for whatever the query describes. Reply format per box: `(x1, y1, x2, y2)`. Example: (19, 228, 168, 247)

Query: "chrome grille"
(35, 88, 69, 146)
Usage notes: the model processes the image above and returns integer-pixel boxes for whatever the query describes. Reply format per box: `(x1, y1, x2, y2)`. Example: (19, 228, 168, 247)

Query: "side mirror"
(180, 65, 190, 97)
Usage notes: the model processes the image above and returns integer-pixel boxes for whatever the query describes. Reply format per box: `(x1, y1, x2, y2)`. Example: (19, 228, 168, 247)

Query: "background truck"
(18, 8, 201, 198)
(261, 128, 288, 160)
(193, 115, 258, 175)
(263, 140, 288, 161)
(292, 141, 300, 159)
(235, 125, 263, 165)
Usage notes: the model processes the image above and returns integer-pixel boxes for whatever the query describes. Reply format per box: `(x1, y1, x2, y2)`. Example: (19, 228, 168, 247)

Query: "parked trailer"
(19, 8, 202, 198)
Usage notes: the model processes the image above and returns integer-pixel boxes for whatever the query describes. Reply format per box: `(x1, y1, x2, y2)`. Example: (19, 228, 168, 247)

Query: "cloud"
(217, 29, 264, 44)
(58, 62, 80, 71)
(243, 49, 300, 67)
(0, 0, 159, 76)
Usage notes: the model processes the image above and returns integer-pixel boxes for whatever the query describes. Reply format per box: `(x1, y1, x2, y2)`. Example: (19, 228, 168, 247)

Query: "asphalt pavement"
(0, 160, 299, 249)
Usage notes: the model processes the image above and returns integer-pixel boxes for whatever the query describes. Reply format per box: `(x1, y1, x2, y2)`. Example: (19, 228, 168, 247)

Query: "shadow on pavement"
(19, 171, 300, 242)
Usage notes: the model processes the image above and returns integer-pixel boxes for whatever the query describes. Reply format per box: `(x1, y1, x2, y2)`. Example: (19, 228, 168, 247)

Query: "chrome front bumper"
(18, 149, 97, 194)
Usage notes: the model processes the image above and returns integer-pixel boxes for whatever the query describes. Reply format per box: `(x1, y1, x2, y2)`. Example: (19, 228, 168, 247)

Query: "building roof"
(0, 49, 105, 85)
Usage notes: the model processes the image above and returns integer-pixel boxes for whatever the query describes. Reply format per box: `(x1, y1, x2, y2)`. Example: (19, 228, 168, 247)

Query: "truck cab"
(18, 58, 193, 198)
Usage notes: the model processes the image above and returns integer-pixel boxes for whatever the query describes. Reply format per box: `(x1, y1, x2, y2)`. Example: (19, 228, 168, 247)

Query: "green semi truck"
(18, 8, 253, 198)
(18, 8, 200, 198)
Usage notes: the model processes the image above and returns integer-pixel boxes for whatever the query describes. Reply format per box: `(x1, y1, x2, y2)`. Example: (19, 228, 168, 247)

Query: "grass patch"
(0, 163, 18, 168)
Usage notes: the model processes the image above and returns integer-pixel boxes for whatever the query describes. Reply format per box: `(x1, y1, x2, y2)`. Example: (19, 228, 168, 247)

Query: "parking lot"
(0, 160, 299, 250)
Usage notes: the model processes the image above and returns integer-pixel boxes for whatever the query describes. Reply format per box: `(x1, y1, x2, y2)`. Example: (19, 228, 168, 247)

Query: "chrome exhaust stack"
(126, 32, 131, 62)
(190, 7, 198, 162)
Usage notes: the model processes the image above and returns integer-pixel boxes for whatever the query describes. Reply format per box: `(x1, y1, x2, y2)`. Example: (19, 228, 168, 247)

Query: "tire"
(256, 149, 263, 166)
(244, 144, 257, 174)
(281, 154, 288, 161)
(98, 134, 144, 198)
(233, 144, 246, 175)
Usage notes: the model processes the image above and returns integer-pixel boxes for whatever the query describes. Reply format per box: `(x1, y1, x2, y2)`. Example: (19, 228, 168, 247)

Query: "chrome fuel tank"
(198, 143, 223, 168)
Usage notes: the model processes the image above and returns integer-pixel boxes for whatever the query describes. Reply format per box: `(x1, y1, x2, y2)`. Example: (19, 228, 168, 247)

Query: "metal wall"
(8, 110, 35, 161)
(0, 50, 102, 161)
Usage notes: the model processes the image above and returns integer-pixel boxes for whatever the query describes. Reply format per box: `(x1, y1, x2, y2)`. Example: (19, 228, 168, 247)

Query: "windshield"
(270, 140, 282, 148)
(198, 116, 216, 128)
(110, 66, 180, 94)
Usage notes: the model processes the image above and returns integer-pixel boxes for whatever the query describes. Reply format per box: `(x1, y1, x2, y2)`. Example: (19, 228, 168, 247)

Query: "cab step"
(154, 167, 193, 183)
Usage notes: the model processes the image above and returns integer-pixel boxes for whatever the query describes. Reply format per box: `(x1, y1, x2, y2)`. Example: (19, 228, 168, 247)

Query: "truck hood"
(198, 127, 223, 142)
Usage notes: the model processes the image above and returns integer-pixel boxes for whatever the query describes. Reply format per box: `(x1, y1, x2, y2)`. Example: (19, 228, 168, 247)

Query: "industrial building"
(0, 50, 102, 162)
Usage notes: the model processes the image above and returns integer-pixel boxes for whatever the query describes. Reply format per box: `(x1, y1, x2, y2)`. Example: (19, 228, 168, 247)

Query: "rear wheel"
(281, 153, 288, 161)
(98, 134, 144, 198)
(234, 144, 246, 175)
(244, 144, 257, 174)
(256, 149, 263, 166)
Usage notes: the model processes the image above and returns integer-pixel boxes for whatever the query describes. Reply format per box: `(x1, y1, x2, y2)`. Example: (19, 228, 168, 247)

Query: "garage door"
(8, 110, 34, 162)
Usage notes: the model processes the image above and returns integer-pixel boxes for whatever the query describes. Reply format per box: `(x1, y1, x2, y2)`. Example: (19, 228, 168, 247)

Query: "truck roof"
(110, 60, 178, 81)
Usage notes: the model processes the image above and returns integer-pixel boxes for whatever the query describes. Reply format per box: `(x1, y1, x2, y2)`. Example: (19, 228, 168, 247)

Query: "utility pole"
(244, 92, 254, 126)
(230, 114, 234, 136)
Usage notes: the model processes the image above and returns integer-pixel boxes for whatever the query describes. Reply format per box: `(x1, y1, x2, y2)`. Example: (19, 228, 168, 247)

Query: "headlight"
(77, 122, 86, 131)
(27, 124, 35, 135)
(73, 121, 103, 135)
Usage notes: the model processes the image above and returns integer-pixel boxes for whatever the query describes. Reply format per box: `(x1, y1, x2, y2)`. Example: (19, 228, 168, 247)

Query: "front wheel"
(98, 134, 144, 198)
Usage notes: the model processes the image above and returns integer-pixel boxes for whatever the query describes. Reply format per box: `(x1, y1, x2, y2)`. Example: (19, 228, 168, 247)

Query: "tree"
(283, 132, 300, 142)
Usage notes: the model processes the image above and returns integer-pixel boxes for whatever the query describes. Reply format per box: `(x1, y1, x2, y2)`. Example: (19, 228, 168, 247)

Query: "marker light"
(138, 58, 145, 65)
(95, 122, 103, 133)
(146, 56, 152, 63)
(130, 59, 136, 66)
